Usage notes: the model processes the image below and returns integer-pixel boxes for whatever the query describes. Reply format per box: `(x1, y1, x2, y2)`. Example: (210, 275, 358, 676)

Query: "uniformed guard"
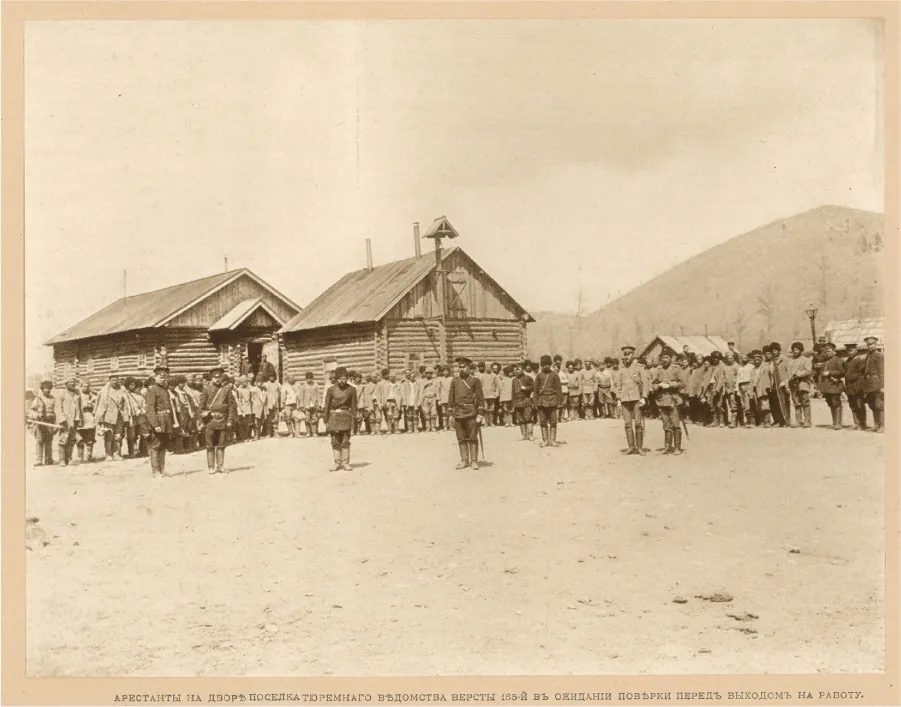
(614, 345, 646, 455)
(862, 335, 884, 433)
(533, 354, 563, 448)
(200, 367, 237, 474)
(844, 343, 867, 430)
(651, 348, 686, 454)
(144, 365, 176, 479)
(818, 342, 845, 430)
(447, 357, 486, 470)
(323, 366, 358, 471)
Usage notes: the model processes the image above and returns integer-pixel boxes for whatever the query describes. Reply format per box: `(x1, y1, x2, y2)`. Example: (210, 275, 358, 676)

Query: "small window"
(110, 356, 119, 372)
(405, 352, 422, 371)
(219, 344, 229, 366)
(137, 352, 147, 369)
(86, 358, 94, 373)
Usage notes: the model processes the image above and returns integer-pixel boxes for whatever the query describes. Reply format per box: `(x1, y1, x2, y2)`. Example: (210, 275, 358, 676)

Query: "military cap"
(419, 365, 427, 373)
(675, 353, 686, 361)
(553, 354, 563, 362)
(565, 360, 573, 367)
(172, 374, 187, 385)
(790, 341, 804, 352)
(540, 354, 553, 366)
(727, 341, 736, 346)
(153, 364, 169, 374)
(824, 341, 837, 350)
(455, 357, 473, 366)
(661, 348, 676, 358)
(621, 345, 636, 353)
(864, 335, 879, 344)
(844, 343, 858, 349)
(210, 366, 224, 376)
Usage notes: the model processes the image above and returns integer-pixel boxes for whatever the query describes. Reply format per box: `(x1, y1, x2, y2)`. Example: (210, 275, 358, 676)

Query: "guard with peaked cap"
(614, 344, 646, 454)
(862, 335, 884, 432)
(533, 354, 563, 447)
(447, 356, 486, 470)
(651, 347, 686, 454)
(843, 343, 868, 429)
(199, 365, 237, 474)
(144, 362, 176, 479)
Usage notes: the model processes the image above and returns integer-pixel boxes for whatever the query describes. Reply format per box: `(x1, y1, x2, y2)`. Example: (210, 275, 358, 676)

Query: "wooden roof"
(824, 317, 884, 347)
(640, 334, 731, 359)
(280, 246, 533, 334)
(47, 269, 301, 345)
(208, 298, 285, 331)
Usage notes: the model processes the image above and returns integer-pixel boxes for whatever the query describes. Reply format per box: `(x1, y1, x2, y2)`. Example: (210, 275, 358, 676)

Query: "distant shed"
(824, 317, 884, 349)
(639, 334, 731, 361)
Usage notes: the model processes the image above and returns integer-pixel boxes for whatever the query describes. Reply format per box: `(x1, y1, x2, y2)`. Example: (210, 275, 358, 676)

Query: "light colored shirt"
(737, 363, 755, 385)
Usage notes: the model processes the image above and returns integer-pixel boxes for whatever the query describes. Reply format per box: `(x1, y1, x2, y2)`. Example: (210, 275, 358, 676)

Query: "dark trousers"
(454, 416, 479, 442)
(203, 426, 229, 449)
(148, 432, 170, 474)
(621, 400, 644, 432)
(34, 427, 54, 464)
(660, 405, 680, 431)
(330, 431, 351, 449)
(537, 405, 558, 426)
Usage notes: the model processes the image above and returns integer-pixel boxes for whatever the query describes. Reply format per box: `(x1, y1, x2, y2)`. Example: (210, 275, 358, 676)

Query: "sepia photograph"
(7, 5, 893, 693)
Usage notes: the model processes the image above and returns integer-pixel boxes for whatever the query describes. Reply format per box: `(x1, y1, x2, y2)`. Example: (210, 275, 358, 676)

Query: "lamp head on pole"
(805, 304, 818, 321)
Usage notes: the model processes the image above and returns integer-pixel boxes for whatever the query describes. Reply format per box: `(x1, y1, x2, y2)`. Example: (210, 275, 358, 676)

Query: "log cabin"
(279, 217, 534, 384)
(46, 269, 302, 388)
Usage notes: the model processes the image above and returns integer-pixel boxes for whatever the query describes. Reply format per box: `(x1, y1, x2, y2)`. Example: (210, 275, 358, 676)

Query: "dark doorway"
(246, 342, 263, 380)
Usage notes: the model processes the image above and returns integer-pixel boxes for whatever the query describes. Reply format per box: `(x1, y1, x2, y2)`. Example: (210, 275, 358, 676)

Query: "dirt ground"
(25, 399, 884, 677)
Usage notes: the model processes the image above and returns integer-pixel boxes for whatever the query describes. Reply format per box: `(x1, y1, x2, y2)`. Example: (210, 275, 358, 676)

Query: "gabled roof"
(640, 334, 730, 359)
(208, 298, 284, 332)
(46, 269, 301, 345)
(280, 245, 533, 334)
(824, 317, 884, 347)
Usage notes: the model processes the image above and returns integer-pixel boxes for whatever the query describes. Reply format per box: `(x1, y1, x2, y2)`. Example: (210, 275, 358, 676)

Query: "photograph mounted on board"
(18, 16, 888, 681)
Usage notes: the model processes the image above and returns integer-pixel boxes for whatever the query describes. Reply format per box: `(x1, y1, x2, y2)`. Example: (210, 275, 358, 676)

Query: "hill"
(527, 205, 884, 359)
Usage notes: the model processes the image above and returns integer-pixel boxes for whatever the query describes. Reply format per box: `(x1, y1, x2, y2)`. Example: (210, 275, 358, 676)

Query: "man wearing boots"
(843, 343, 867, 430)
(200, 367, 237, 475)
(447, 357, 486, 470)
(861, 335, 884, 433)
(55, 377, 83, 467)
(28, 380, 57, 466)
(651, 348, 686, 454)
(95, 374, 129, 461)
(76, 381, 98, 464)
(787, 341, 814, 428)
(818, 342, 845, 430)
(614, 345, 646, 455)
(323, 366, 358, 471)
(512, 362, 535, 441)
(533, 354, 563, 448)
(144, 365, 176, 479)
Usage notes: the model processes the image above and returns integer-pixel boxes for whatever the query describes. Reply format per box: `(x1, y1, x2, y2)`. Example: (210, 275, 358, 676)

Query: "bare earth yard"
(26, 400, 884, 677)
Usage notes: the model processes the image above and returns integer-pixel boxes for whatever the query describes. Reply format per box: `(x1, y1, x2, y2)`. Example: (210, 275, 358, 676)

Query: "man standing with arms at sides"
(861, 335, 884, 433)
(323, 366, 358, 471)
(76, 381, 98, 464)
(200, 367, 237, 475)
(298, 372, 321, 438)
(651, 348, 686, 455)
(512, 362, 534, 441)
(476, 361, 498, 428)
(95, 374, 127, 461)
(144, 365, 176, 479)
(818, 342, 845, 431)
(447, 357, 486, 470)
(437, 365, 453, 431)
(533, 354, 563, 448)
(419, 368, 439, 432)
(843, 343, 865, 430)
(750, 349, 773, 426)
(736, 353, 755, 427)
(29, 380, 57, 466)
(596, 359, 614, 419)
(614, 345, 646, 455)
(787, 341, 814, 428)
(720, 350, 740, 428)
(581, 359, 598, 420)
(281, 374, 299, 437)
(498, 365, 514, 427)
(55, 377, 83, 467)
(769, 342, 792, 427)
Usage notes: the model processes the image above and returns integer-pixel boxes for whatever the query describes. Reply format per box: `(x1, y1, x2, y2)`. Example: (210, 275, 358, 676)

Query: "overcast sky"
(25, 19, 883, 373)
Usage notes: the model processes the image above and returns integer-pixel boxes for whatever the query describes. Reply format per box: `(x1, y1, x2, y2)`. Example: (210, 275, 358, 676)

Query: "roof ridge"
(123, 269, 241, 303)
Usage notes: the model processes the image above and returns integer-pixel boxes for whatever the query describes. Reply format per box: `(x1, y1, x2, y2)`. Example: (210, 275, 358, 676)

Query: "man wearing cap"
(597, 359, 615, 419)
(95, 374, 128, 460)
(862, 336, 884, 432)
(28, 380, 57, 466)
(448, 357, 486, 469)
(512, 362, 535, 441)
(76, 381, 98, 464)
(532, 354, 563, 447)
(818, 342, 845, 430)
(704, 351, 726, 427)
(720, 350, 741, 428)
(651, 348, 686, 454)
(199, 367, 237, 474)
(581, 359, 598, 420)
(812, 335, 829, 398)
(144, 365, 177, 478)
(843, 343, 867, 430)
(323, 366, 358, 471)
(787, 342, 814, 428)
(54, 377, 83, 466)
(613, 345, 646, 455)
(769, 342, 791, 427)
(736, 353, 755, 427)
(749, 349, 773, 426)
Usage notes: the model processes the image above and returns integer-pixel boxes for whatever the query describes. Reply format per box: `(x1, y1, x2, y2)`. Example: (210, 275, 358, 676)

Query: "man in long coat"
(55, 377, 83, 467)
(818, 342, 845, 430)
(447, 357, 486, 470)
(200, 366, 238, 474)
(614, 345, 646, 455)
(861, 335, 884, 432)
(144, 365, 177, 479)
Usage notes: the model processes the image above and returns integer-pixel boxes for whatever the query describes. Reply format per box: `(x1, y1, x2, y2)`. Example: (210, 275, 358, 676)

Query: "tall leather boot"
(216, 447, 225, 473)
(456, 443, 470, 469)
(526, 423, 534, 441)
(539, 425, 549, 448)
(549, 425, 560, 447)
(803, 402, 812, 428)
(158, 448, 168, 477)
(662, 430, 673, 454)
(622, 426, 636, 455)
(206, 449, 216, 474)
(635, 427, 646, 455)
(342, 446, 351, 470)
(794, 406, 803, 428)
(469, 440, 480, 470)
(673, 428, 683, 455)
(330, 447, 342, 472)
(149, 448, 160, 477)
(85, 443, 94, 463)
(874, 408, 884, 432)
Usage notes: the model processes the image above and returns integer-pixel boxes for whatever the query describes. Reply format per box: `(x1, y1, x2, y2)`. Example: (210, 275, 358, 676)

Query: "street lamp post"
(805, 304, 818, 348)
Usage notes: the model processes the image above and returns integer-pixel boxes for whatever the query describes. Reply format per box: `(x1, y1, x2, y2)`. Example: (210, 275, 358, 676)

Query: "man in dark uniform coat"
(818, 342, 845, 430)
(200, 367, 237, 474)
(844, 343, 868, 430)
(861, 335, 884, 432)
(144, 365, 177, 479)
(651, 348, 687, 455)
(447, 357, 486, 470)
(533, 354, 563, 448)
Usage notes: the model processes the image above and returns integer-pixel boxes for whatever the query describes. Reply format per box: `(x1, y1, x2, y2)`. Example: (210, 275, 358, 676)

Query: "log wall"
(282, 324, 377, 386)
(52, 333, 157, 389)
(382, 319, 443, 372)
(446, 319, 526, 366)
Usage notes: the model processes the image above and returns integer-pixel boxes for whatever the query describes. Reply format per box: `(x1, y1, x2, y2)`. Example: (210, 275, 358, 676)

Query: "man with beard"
(200, 367, 237, 474)
(144, 365, 177, 479)
(768, 342, 792, 427)
(447, 357, 486, 470)
(614, 345, 646, 455)
(95, 374, 129, 461)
